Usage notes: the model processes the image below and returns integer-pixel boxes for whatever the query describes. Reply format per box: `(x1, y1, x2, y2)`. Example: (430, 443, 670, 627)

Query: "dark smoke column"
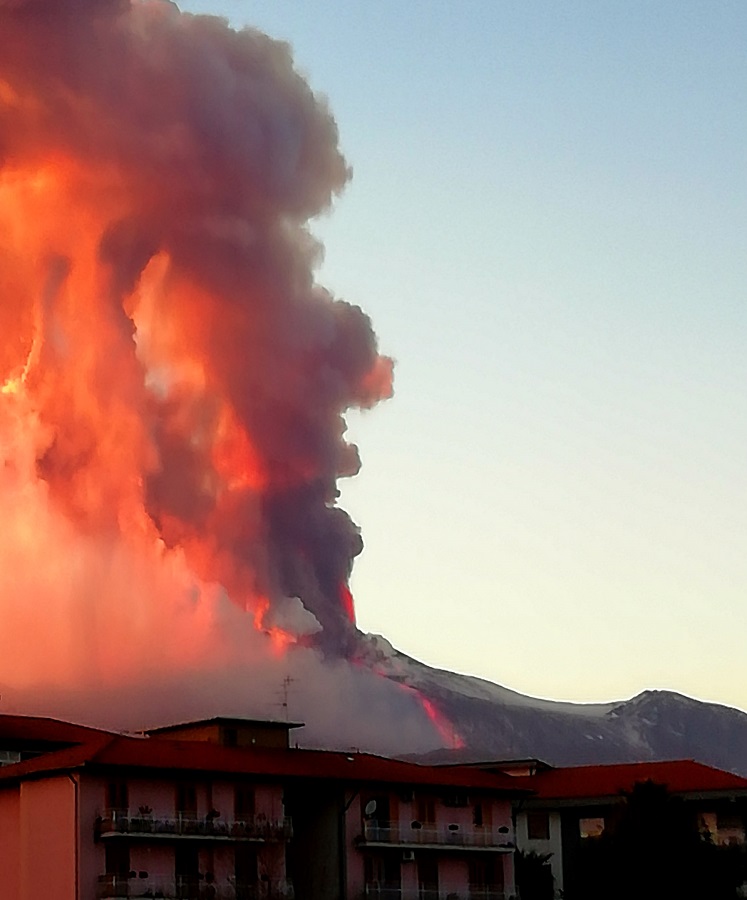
(0, 0, 393, 654)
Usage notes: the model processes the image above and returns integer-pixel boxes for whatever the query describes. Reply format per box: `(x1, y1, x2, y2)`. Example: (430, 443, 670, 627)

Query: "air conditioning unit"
(402, 850, 415, 862)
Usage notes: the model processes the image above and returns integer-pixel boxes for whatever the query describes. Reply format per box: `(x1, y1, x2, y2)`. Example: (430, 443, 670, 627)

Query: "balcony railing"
(363, 886, 509, 900)
(360, 821, 513, 849)
(96, 875, 294, 899)
(96, 810, 292, 842)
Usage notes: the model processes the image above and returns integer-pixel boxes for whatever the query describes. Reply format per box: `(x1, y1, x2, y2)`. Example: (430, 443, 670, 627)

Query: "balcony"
(362, 887, 509, 900)
(96, 810, 292, 842)
(359, 821, 513, 851)
(96, 875, 294, 899)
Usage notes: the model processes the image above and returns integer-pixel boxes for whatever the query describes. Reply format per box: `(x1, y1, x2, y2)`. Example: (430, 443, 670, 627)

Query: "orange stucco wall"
(0, 786, 21, 898)
(20, 776, 77, 900)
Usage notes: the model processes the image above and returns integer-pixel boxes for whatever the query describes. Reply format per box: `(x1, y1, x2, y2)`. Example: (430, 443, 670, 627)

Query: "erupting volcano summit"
(0, 0, 455, 751)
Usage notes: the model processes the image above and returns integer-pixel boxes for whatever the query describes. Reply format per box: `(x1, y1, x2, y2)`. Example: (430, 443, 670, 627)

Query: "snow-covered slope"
(359, 634, 747, 776)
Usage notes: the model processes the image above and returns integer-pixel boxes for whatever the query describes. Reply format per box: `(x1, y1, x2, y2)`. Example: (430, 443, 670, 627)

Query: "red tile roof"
(0, 733, 530, 795)
(146, 718, 304, 735)
(527, 760, 747, 801)
(0, 714, 114, 746)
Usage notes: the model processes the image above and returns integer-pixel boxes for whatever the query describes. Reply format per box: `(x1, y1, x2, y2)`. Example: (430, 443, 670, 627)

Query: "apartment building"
(504, 758, 747, 897)
(0, 714, 528, 900)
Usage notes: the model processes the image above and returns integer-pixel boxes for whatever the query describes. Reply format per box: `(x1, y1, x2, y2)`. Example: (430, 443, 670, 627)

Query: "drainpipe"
(66, 773, 80, 900)
(340, 789, 359, 900)
(511, 796, 525, 900)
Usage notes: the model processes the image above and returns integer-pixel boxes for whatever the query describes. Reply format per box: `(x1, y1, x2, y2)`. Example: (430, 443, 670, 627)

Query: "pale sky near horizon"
(178, 1, 747, 713)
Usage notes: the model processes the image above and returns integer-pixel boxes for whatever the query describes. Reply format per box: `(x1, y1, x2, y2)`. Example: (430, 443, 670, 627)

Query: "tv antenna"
(277, 675, 295, 721)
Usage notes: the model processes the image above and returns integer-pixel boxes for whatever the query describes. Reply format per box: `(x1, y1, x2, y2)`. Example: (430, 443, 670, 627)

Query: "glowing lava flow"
(339, 584, 357, 625)
(360, 649, 465, 751)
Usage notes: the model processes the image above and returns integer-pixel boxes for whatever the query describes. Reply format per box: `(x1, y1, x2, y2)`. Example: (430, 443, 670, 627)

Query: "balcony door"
(235, 785, 256, 821)
(176, 783, 198, 820)
(175, 845, 199, 900)
(364, 852, 401, 898)
(105, 843, 130, 898)
(417, 856, 439, 900)
(364, 793, 392, 841)
(106, 781, 128, 817)
(469, 856, 502, 898)
(235, 846, 258, 900)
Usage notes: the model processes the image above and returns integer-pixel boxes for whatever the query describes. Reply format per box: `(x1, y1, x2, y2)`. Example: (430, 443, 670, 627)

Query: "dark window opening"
(416, 796, 436, 825)
(175, 845, 199, 900)
(176, 783, 197, 818)
(235, 846, 258, 900)
(106, 781, 128, 813)
(105, 843, 130, 877)
(527, 811, 551, 841)
(235, 785, 256, 819)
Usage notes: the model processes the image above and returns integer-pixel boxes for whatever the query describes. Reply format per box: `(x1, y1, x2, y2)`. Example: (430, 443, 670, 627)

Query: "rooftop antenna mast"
(277, 675, 294, 722)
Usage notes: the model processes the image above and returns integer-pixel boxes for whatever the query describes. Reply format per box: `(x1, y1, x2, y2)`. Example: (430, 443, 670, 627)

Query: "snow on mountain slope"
(359, 634, 747, 776)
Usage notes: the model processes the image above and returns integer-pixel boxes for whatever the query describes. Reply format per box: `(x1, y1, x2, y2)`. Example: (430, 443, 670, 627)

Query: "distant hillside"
(359, 635, 747, 776)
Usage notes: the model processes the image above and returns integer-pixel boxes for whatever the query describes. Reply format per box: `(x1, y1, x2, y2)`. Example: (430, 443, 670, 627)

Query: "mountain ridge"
(359, 634, 747, 776)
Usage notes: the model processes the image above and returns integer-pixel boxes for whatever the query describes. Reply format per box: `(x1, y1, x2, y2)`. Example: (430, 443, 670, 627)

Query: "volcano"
(357, 634, 747, 777)
(3, 1, 743, 778)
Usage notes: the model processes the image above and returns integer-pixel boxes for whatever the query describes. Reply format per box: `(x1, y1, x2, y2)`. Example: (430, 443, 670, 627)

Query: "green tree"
(515, 849, 554, 900)
(565, 780, 747, 900)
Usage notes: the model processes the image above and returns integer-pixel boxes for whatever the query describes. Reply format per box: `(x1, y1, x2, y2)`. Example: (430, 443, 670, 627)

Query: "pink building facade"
(0, 715, 526, 900)
(347, 785, 516, 899)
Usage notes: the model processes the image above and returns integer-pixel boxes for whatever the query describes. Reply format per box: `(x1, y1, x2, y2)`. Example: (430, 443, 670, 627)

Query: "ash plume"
(0, 0, 441, 751)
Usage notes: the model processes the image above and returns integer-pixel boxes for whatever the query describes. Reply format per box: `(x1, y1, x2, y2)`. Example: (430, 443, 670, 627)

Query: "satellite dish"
(364, 800, 377, 817)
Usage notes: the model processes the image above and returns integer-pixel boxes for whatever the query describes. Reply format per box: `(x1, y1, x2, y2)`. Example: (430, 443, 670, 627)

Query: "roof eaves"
(0, 734, 118, 784)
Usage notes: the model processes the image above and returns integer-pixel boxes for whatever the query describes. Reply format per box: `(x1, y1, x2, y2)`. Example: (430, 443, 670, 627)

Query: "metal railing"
(361, 821, 513, 848)
(362, 887, 510, 900)
(96, 810, 292, 841)
(96, 875, 294, 899)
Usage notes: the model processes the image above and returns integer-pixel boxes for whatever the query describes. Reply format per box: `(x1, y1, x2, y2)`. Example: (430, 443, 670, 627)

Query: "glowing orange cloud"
(0, 0, 396, 675)
(0, 0, 462, 758)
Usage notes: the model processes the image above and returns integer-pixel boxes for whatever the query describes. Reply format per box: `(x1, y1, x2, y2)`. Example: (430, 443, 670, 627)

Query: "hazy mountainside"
(360, 636, 747, 776)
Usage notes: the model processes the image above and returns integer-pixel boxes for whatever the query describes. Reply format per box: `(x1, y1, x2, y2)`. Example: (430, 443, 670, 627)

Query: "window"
(235, 785, 255, 819)
(105, 843, 130, 877)
(579, 816, 605, 839)
(235, 846, 258, 900)
(527, 811, 550, 840)
(176, 783, 197, 818)
(106, 781, 128, 813)
(175, 845, 199, 900)
(418, 857, 438, 899)
(699, 811, 717, 837)
(364, 853, 401, 889)
(470, 857, 501, 890)
(716, 810, 745, 846)
(416, 795, 436, 825)
(0, 749, 21, 766)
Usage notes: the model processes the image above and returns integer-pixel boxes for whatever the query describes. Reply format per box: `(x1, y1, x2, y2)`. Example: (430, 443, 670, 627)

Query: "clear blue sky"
(178, 1, 747, 711)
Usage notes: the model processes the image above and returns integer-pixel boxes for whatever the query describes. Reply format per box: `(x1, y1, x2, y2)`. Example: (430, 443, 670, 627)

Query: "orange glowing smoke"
(0, 0, 394, 693)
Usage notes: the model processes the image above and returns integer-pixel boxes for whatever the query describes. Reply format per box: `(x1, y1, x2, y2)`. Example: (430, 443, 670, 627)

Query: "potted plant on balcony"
(256, 811, 269, 838)
(204, 808, 220, 835)
(132, 805, 154, 833)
